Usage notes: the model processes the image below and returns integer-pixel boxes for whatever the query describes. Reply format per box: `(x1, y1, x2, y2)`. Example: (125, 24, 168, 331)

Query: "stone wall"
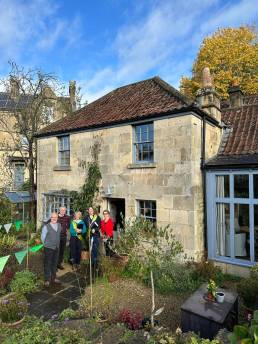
(37, 113, 222, 259)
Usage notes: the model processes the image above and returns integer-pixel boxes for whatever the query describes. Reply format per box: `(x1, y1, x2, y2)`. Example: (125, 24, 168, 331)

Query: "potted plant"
(207, 279, 217, 301)
(0, 292, 28, 326)
(216, 291, 225, 303)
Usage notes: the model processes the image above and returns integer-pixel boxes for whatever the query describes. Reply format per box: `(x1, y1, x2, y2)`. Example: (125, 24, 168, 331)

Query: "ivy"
(71, 138, 102, 212)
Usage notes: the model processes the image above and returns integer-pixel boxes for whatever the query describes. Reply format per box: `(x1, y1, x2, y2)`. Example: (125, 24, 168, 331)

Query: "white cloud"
(0, 0, 82, 62)
(81, 0, 257, 103)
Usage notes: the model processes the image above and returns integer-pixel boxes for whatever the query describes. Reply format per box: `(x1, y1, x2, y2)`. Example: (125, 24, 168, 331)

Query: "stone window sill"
(127, 162, 157, 169)
(53, 165, 71, 171)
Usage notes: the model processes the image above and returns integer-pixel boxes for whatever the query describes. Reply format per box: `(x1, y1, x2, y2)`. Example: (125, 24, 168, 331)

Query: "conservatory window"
(43, 194, 72, 221)
(207, 172, 258, 265)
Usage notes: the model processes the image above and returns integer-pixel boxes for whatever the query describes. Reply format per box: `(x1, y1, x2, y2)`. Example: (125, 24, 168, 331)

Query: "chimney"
(10, 77, 19, 98)
(69, 80, 76, 111)
(196, 67, 221, 122)
(228, 81, 243, 108)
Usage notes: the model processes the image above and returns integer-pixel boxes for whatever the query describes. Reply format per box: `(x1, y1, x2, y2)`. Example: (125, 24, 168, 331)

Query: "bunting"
(4, 223, 12, 234)
(0, 255, 10, 273)
(15, 249, 28, 265)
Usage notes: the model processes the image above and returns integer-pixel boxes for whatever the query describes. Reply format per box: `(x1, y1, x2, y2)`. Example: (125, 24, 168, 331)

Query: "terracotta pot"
(35, 238, 41, 245)
(81, 251, 89, 261)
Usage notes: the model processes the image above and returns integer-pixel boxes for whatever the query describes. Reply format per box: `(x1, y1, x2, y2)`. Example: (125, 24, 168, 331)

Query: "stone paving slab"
(28, 269, 83, 320)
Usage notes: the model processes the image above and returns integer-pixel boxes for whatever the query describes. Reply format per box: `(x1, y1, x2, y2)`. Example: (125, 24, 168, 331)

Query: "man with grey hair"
(57, 206, 70, 270)
(41, 212, 61, 287)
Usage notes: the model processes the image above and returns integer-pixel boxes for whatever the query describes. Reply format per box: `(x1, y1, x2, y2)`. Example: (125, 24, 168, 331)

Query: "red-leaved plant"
(118, 309, 143, 330)
(0, 267, 14, 289)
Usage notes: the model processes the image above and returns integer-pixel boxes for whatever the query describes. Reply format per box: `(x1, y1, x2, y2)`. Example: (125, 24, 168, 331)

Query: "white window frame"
(133, 122, 154, 163)
(58, 135, 70, 167)
(43, 193, 72, 221)
(206, 169, 258, 267)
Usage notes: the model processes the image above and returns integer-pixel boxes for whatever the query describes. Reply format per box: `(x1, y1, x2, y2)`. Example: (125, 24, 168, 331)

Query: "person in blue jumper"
(69, 211, 86, 268)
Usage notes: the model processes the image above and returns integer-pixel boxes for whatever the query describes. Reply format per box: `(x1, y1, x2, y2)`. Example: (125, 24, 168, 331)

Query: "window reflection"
(234, 175, 249, 198)
(234, 204, 249, 259)
(216, 203, 230, 257)
(254, 175, 258, 198)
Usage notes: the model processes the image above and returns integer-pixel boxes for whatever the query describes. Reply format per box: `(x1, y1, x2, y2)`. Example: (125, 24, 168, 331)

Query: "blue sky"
(0, 0, 257, 103)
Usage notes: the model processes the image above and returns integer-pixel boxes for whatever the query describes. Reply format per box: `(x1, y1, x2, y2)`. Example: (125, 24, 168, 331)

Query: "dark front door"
(109, 198, 125, 231)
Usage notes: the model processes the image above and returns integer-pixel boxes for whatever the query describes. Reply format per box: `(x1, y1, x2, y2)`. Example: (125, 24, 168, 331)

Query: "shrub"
(1, 316, 91, 344)
(0, 292, 28, 323)
(59, 308, 78, 321)
(237, 277, 258, 307)
(0, 234, 16, 256)
(151, 262, 200, 294)
(250, 264, 258, 280)
(118, 309, 143, 330)
(229, 310, 258, 344)
(191, 259, 224, 285)
(10, 270, 37, 294)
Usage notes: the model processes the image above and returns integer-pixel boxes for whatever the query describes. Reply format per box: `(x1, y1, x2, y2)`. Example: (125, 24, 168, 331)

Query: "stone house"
(36, 69, 258, 274)
(0, 79, 77, 192)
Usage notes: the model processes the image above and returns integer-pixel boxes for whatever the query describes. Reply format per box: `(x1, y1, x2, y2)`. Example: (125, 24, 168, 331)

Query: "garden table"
(181, 283, 238, 339)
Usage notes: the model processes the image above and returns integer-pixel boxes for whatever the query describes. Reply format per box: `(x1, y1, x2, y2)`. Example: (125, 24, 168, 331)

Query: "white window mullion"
(250, 174, 255, 262)
(229, 174, 235, 258)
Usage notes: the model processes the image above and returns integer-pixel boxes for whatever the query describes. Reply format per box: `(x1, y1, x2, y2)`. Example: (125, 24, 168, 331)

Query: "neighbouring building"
(36, 68, 258, 275)
(0, 79, 77, 192)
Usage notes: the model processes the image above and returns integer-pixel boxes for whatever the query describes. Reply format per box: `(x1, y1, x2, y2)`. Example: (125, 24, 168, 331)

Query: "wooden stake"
(151, 270, 155, 328)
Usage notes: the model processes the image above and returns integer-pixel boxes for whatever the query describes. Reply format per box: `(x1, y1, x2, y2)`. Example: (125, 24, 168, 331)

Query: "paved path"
(27, 265, 88, 320)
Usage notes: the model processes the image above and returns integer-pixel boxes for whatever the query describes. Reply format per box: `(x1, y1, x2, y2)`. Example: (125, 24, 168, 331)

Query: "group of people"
(41, 206, 114, 286)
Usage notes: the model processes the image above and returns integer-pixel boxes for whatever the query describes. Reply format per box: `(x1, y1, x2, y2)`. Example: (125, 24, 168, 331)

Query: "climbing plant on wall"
(71, 136, 102, 213)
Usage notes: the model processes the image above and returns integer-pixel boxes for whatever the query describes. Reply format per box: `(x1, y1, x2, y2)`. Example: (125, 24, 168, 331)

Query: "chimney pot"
(10, 77, 19, 98)
(196, 67, 221, 122)
(228, 83, 243, 107)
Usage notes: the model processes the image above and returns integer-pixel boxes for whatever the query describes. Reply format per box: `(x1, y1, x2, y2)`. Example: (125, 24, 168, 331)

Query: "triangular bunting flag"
(29, 244, 43, 252)
(15, 220, 23, 231)
(4, 223, 12, 234)
(15, 249, 28, 265)
(0, 255, 10, 273)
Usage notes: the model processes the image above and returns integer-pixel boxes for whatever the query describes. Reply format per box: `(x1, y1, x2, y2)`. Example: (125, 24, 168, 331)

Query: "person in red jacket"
(101, 209, 114, 256)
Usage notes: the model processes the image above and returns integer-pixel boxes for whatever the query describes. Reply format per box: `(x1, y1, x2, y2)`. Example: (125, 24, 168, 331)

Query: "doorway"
(108, 198, 125, 231)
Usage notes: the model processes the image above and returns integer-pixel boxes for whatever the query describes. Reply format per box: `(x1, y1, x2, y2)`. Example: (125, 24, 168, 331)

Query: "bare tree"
(0, 61, 74, 220)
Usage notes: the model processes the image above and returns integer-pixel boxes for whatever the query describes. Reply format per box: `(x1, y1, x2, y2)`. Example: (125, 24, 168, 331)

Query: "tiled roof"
(37, 77, 193, 137)
(207, 96, 258, 167)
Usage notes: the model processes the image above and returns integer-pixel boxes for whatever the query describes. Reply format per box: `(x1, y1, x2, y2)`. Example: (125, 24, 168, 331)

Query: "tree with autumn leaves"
(180, 26, 258, 99)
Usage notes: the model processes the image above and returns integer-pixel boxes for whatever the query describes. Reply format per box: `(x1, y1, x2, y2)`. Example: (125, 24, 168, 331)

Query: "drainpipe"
(201, 114, 207, 253)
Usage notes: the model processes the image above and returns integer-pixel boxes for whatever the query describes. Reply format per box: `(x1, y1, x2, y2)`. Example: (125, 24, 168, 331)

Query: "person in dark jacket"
(84, 207, 101, 265)
(41, 212, 62, 287)
(70, 211, 86, 267)
(57, 207, 70, 270)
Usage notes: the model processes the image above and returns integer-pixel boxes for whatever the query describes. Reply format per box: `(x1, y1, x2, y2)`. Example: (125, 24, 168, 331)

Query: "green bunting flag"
(0, 255, 10, 273)
(29, 244, 43, 253)
(15, 220, 23, 231)
(15, 249, 28, 265)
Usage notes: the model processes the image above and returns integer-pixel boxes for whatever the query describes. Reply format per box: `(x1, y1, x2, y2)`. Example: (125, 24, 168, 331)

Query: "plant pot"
(3, 315, 25, 327)
(34, 239, 41, 245)
(206, 292, 216, 302)
(216, 292, 225, 303)
(81, 250, 89, 261)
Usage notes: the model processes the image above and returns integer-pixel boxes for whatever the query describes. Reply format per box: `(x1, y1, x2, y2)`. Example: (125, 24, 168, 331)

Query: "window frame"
(13, 161, 25, 190)
(133, 122, 154, 163)
(206, 170, 258, 267)
(137, 199, 157, 222)
(58, 135, 70, 167)
(43, 193, 72, 221)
